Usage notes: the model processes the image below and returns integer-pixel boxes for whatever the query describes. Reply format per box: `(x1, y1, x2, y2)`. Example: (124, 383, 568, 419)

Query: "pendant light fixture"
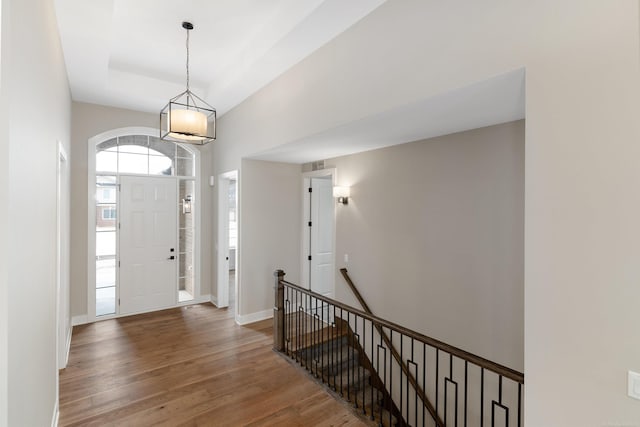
(160, 21, 216, 144)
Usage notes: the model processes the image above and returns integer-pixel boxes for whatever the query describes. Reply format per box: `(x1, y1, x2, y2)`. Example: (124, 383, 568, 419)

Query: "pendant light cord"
(186, 28, 190, 93)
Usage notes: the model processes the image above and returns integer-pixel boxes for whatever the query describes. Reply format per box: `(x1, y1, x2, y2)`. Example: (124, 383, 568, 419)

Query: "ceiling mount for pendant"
(160, 21, 216, 145)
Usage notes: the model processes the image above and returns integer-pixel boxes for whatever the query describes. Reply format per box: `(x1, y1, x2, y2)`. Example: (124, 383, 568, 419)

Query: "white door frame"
(87, 127, 201, 323)
(56, 141, 70, 369)
(301, 168, 336, 294)
(216, 170, 238, 314)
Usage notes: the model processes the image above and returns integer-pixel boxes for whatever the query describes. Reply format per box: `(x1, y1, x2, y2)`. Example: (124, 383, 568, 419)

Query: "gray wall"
(238, 159, 302, 318)
(211, 1, 640, 423)
(70, 102, 215, 318)
(327, 121, 524, 371)
(0, 0, 72, 424)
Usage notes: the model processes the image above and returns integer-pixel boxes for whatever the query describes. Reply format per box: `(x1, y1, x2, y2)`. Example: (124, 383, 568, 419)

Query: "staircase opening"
(273, 269, 524, 427)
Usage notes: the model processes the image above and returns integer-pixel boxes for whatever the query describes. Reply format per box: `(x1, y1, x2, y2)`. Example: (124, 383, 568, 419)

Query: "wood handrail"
(341, 268, 443, 427)
(277, 274, 524, 384)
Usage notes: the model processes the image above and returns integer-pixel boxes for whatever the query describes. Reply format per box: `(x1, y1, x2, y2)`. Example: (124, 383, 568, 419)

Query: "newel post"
(273, 269, 285, 352)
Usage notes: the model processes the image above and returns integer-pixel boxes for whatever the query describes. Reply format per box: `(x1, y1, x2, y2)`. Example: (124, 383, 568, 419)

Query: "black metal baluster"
(464, 361, 468, 427)
(400, 333, 403, 422)
(436, 348, 439, 420)
(453, 356, 458, 427)
(518, 382, 522, 427)
(298, 290, 302, 363)
(381, 331, 387, 427)
(340, 307, 344, 396)
(331, 305, 336, 390)
(347, 311, 351, 402)
(352, 314, 362, 408)
(413, 339, 417, 427)
(320, 302, 330, 384)
(362, 317, 366, 415)
(481, 368, 484, 427)
(389, 329, 393, 427)
(321, 298, 324, 381)
(423, 342, 426, 427)
(370, 320, 374, 420)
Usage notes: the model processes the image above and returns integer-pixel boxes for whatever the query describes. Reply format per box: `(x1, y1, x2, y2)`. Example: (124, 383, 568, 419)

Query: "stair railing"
(340, 268, 444, 427)
(274, 269, 524, 427)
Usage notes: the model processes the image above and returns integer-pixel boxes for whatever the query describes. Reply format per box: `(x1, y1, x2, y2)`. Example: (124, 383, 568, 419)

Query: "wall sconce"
(182, 195, 192, 214)
(333, 186, 351, 205)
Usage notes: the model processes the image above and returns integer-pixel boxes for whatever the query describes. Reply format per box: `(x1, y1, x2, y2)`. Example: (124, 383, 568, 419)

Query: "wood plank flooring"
(59, 303, 370, 427)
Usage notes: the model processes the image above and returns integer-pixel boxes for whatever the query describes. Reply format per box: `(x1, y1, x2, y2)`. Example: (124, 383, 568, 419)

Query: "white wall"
(0, 0, 71, 425)
(327, 121, 524, 371)
(70, 102, 215, 318)
(0, 2, 9, 425)
(212, 1, 640, 423)
(238, 159, 301, 319)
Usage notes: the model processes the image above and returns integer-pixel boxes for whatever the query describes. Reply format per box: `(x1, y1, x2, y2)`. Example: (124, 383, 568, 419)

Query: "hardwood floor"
(59, 303, 370, 426)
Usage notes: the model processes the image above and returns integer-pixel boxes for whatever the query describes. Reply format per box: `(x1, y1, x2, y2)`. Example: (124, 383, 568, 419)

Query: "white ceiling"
(249, 69, 526, 164)
(55, 1, 525, 164)
(54, 0, 387, 115)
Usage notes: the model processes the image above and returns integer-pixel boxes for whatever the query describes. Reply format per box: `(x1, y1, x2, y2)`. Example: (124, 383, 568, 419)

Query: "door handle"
(168, 255, 175, 260)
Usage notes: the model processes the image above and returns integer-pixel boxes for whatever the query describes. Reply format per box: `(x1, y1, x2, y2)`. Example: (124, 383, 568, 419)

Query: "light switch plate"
(628, 371, 640, 400)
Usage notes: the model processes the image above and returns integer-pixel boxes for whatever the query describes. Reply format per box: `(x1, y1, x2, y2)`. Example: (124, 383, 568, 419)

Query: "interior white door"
(310, 176, 335, 298)
(119, 176, 177, 314)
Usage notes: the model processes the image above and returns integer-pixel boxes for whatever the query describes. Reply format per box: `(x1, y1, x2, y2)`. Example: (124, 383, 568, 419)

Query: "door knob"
(168, 255, 175, 260)
(170, 248, 175, 252)
(226, 257, 229, 261)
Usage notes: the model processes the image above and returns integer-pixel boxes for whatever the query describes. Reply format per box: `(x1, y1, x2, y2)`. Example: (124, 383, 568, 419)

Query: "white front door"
(119, 176, 177, 314)
(310, 176, 335, 298)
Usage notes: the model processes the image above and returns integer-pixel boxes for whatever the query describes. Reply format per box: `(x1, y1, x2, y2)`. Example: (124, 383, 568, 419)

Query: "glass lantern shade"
(160, 92, 216, 145)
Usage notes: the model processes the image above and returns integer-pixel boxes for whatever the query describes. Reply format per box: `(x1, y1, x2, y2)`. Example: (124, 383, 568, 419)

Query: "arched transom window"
(96, 135, 195, 176)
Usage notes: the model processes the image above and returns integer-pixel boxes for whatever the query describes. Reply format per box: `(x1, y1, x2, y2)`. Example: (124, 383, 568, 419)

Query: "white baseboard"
(235, 308, 273, 326)
(57, 325, 72, 369)
(71, 315, 87, 326)
(210, 294, 218, 306)
(64, 326, 72, 367)
(51, 401, 59, 427)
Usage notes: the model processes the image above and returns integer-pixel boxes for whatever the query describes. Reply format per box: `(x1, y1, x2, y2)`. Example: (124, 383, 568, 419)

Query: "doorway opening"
(216, 170, 238, 314)
(88, 127, 201, 322)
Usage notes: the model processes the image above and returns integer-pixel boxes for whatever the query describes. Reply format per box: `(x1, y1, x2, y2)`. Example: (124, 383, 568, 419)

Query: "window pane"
(96, 175, 116, 186)
(176, 157, 194, 176)
(179, 251, 193, 278)
(97, 204, 116, 231)
(149, 138, 177, 161)
(97, 138, 117, 152)
(96, 258, 116, 289)
(96, 150, 117, 173)
(96, 286, 116, 316)
(96, 185, 116, 203)
(149, 155, 173, 175)
(118, 144, 148, 155)
(118, 152, 148, 174)
(96, 231, 116, 256)
(176, 144, 191, 158)
(179, 180, 195, 228)
(118, 135, 148, 151)
(179, 228, 194, 252)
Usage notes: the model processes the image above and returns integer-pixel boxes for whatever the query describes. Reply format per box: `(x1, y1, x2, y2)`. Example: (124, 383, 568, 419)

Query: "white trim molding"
(51, 401, 59, 427)
(235, 309, 273, 326)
